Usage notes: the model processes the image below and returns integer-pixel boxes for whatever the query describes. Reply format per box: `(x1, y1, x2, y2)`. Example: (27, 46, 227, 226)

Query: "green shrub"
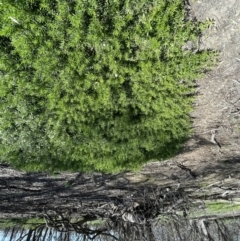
(0, 0, 217, 172)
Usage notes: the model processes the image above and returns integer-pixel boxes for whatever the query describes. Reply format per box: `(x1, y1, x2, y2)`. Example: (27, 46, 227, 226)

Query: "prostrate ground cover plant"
(0, 0, 217, 172)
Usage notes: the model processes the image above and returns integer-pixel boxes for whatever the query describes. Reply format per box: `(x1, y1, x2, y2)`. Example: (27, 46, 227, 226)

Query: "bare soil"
(1, 0, 240, 220)
(143, 0, 240, 180)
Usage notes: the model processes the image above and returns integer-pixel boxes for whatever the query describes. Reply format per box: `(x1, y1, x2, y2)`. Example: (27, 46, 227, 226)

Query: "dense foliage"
(0, 0, 216, 172)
